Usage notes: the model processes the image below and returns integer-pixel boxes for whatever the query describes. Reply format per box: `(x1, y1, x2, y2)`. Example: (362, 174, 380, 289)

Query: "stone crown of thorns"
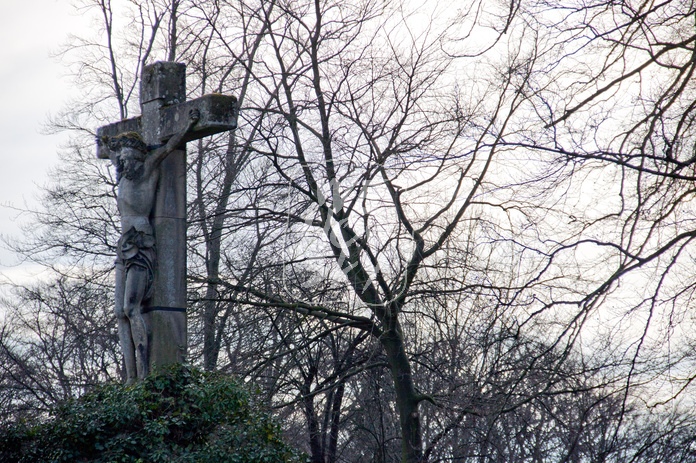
(107, 132, 148, 156)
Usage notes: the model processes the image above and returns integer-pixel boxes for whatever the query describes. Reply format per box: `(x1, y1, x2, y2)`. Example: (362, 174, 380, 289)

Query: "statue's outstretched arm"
(147, 109, 200, 171)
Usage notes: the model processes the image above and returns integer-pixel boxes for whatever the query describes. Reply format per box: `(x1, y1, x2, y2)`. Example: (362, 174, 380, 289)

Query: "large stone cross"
(96, 62, 237, 377)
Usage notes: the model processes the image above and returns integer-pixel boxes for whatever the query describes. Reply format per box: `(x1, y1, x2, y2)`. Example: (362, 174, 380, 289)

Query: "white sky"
(0, 0, 87, 277)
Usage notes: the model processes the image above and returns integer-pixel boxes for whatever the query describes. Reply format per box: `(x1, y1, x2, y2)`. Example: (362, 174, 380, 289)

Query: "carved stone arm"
(146, 109, 200, 172)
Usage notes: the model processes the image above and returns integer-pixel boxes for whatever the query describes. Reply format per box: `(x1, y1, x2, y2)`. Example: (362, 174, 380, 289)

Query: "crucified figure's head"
(108, 132, 148, 181)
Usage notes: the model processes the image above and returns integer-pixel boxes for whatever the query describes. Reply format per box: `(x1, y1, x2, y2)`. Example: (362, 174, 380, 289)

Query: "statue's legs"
(124, 266, 150, 380)
(115, 262, 137, 384)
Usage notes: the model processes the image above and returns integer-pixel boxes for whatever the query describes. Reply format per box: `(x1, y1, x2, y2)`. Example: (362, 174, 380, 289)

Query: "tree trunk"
(380, 320, 423, 463)
(302, 370, 324, 463)
(327, 381, 344, 462)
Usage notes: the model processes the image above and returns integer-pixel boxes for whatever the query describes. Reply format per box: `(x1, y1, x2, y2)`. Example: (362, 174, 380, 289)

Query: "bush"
(0, 364, 305, 463)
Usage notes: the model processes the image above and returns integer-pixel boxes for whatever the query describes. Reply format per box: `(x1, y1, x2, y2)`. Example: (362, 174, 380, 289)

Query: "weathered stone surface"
(96, 94, 238, 159)
(161, 94, 238, 143)
(143, 310, 187, 367)
(148, 152, 187, 370)
(97, 61, 237, 381)
(140, 61, 186, 106)
(96, 118, 141, 152)
(135, 62, 188, 376)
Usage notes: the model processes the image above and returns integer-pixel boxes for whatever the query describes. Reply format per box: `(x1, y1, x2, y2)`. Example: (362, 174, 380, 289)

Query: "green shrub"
(0, 364, 305, 463)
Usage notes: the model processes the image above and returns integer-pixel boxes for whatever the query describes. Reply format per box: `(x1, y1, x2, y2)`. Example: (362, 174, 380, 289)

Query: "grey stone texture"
(97, 62, 238, 381)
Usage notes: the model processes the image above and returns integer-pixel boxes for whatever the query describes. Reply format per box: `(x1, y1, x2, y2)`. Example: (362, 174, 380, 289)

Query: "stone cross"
(97, 62, 237, 378)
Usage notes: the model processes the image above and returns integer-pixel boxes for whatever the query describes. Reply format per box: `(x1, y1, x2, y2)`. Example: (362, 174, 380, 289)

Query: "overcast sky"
(0, 0, 88, 278)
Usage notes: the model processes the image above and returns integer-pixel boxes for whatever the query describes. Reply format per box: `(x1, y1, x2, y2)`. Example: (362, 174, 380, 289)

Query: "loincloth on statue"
(116, 227, 157, 301)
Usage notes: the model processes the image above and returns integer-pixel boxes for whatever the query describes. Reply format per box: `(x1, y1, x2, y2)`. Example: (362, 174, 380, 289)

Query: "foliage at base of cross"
(0, 364, 306, 463)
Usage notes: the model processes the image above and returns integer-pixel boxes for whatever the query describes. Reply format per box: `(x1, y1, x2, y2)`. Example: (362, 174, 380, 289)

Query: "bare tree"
(208, 1, 538, 460)
(0, 277, 119, 424)
(511, 0, 696, 429)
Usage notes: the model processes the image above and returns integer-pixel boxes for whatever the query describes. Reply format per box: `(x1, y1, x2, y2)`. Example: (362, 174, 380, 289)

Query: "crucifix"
(96, 61, 237, 383)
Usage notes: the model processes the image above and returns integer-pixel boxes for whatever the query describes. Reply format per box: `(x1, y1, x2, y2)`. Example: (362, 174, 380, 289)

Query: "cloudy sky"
(0, 0, 88, 277)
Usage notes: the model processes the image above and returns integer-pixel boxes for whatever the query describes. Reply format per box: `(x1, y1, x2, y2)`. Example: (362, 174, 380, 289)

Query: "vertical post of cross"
(140, 62, 188, 369)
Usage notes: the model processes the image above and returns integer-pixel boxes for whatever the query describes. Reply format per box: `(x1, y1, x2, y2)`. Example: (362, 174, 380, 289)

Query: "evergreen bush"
(0, 364, 305, 463)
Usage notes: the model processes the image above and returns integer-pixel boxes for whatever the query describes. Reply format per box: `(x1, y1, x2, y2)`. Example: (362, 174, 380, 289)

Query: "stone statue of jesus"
(101, 109, 199, 384)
